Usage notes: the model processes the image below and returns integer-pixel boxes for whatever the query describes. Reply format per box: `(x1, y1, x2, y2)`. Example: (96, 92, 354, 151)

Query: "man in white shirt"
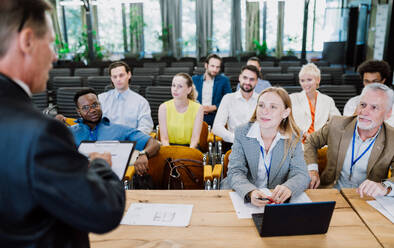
(212, 65, 260, 151)
(305, 83, 394, 198)
(343, 60, 394, 126)
(98, 61, 154, 134)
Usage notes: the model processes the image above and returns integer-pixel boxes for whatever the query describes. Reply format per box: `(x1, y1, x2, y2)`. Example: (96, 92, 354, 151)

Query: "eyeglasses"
(79, 102, 100, 112)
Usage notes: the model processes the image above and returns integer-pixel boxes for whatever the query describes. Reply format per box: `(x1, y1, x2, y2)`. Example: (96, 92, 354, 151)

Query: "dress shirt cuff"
(382, 181, 394, 197)
(308, 163, 319, 171)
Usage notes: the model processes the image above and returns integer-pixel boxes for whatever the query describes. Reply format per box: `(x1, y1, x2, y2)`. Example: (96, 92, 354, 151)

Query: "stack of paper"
(367, 196, 394, 223)
(229, 188, 312, 219)
(121, 203, 193, 227)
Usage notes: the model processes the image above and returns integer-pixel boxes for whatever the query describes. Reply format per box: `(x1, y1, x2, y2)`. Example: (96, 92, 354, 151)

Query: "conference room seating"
(319, 66, 344, 85)
(224, 67, 241, 78)
(52, 76, 83, 103)
(156, 75, 174, 86)
(32, 91, 49, 112)
(133, 67, 161, 76)
(224, 62, 245, 69)
(282, 85, 302, 94)
(143, 62, 167, 68)
(178, 57, 197, 64)
(74, 68, 101, 85)
(342, 73, 363, 94)
(87, 76, 112, 94)
(260, 61, 275, 67)
(229, 75, 239, 89)
(319, 84, 358, 113)
(162, 67, 193, 76)
(48, 68, 72, 91)
(145, 86, 172, 125)
(193, 67, 205, 75)
(264, 73, 296, 86)
(279, 61, 301, 73)
(261, 67, 282, 74)
(171, 61, 195, 68)
(130, 75, 155, 97)
(56, 87, 93, 118)
(320, 73, 333, 85)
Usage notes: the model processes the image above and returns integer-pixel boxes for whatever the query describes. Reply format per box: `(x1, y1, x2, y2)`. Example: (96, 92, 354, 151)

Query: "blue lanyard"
(89, 127, 98, 141)
(260, 146, 272, 185)
(349, 124, 378, 180)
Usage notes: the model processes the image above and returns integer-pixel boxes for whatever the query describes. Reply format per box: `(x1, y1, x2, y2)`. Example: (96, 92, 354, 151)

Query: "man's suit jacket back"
(0, 73, 125, 247)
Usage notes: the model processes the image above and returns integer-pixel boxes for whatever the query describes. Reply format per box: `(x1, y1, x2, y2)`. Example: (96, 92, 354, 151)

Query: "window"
(213, 0, 231, 55)
(59, 0, 83, 50)
(182, 0, 196, 56)
(283, 0, 304, 53)
(265, 0, 278, 53)
(307, 0, 326, 51)
(143, 0, 161, 55)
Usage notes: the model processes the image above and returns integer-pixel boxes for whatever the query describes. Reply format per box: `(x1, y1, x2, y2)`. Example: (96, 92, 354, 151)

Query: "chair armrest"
(204, 165, 213, 182)
(212, 164, 223, 179)
(123, 166, 136, 181)
(149, 132, 157, 139)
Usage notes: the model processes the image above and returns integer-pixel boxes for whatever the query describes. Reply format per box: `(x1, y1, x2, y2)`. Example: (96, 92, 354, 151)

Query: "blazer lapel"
(336, 119, 357, 174)
(366, 127, 385, 176)
(246, 137, 261, 181)
(212, 76, 219, 106)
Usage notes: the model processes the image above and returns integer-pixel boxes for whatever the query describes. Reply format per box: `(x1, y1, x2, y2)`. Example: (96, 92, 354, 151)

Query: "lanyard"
(89, 127, 98, 141)
(349, 124, 378, 180)
(260, 146, 272, 185)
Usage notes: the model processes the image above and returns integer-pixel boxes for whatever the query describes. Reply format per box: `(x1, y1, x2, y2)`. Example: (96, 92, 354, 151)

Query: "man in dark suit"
(192, 54, 232, 126)
(0, 1, 125, 247)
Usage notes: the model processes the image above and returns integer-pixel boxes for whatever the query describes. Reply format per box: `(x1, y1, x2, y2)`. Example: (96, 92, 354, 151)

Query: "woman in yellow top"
(158, 73, 204, 148)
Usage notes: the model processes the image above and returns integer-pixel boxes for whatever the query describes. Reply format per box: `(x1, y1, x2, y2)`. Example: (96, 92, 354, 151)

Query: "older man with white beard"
(304, 83, 394, 198)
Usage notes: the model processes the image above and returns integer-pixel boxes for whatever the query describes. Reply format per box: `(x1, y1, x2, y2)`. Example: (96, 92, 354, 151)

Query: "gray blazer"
(221, 122, 310, 200)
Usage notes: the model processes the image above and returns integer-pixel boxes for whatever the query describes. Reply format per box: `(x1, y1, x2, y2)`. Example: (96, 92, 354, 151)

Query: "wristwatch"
(382, 182, 392, 196)
(138, 150, 149, 159)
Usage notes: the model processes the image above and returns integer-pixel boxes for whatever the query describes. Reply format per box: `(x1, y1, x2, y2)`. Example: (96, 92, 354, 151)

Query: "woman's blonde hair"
(250, 87, 301, 156)
(298, 63, 321, 86)
(173, 73, 198, 101)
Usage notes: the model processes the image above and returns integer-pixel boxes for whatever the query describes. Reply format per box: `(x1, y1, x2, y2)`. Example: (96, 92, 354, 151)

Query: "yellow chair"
(128, 146, 213, 190)
(64, 117, 77, 126)
(317, 147, 328, 175)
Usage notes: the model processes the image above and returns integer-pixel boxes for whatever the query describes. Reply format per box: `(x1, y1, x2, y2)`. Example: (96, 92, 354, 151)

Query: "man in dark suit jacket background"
(192, 54, 232, 126)
(0, 1, 125, 247)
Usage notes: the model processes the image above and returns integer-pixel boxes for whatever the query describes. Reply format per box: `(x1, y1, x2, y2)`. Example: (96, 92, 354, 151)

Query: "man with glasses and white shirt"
(343, 60, 394, 126)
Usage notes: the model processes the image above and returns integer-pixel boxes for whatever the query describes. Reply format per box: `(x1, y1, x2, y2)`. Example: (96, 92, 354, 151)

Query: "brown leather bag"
(162, 158, 204, 189)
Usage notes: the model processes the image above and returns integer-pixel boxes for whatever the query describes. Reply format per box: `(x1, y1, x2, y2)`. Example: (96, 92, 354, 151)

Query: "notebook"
(252, 201, 336, 237)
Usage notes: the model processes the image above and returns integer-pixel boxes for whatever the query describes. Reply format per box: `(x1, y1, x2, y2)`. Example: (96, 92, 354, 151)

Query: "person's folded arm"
(31, 120, 125, 234)
(212, 96, 234, 143)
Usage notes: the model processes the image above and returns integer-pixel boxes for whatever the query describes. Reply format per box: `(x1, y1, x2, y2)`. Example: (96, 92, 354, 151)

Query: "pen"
(255, 197, 275, 203)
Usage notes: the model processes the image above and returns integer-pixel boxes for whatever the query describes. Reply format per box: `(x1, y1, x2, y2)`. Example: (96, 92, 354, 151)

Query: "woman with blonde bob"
(290, 63, 340, 142)
(221, 87, 310, 206)
(158, 73, 204, 148)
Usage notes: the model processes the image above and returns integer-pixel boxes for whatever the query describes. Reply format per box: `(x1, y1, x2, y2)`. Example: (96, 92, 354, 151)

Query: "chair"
(224, 62, 245, 68)
(261, 67, 282, 75)
(130, 75, 155, 97)
(52, 76, 83, 104)
(320, 74, 333, 85)
(87, 76, 111, 94)
(145, 86, 172, 126)
(128, 146, 210, 189)
(342, 73, 363, 94)
(178, 57, 197, 64)
(74, 68, 101, 85)
(229, 75, 239, 89)
(32, 91, 49, 111)
(193, 67, 205, 75)
(171, 61, 195, 68)
(317, 147, 328, 174)
(264, 73, 296, 86)
(224, 67, 241, 76)
(156, 75, 174, 86)
(48, 68, 72, 91)
(210, 149, 231, 189)
(319, 85, 358, 114)
(260, 61, 275, 67)
(279, 61, 301, 73)
(162, 67, 193, 76)
(133, 67, 161, 76)
(319, 66, 344, 85)
(282, 85, 302, 94)
(56, 87, 93, 118)
(143, 62, 167, 68)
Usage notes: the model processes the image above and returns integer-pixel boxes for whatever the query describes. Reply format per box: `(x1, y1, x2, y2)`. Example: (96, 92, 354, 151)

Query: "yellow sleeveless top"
(165, 99, 201, 145)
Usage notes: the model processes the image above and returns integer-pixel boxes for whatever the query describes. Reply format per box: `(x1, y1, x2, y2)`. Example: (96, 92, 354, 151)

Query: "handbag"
(132, 174, 155, 189)
(162, 158, 204, 189)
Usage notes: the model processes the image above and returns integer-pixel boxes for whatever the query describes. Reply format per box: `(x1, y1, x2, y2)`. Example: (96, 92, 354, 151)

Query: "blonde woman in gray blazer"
(221, 87, 310, 207)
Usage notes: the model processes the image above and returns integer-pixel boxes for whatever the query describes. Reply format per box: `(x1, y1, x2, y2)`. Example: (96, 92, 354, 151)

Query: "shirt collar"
(76, 116, 111, 126)
(234, 90, 259, 101)
(114, 88, 131, 99)
(355, 122, 381, 142)
(246, 122, 288, 140)
(13, 78, 32, 97)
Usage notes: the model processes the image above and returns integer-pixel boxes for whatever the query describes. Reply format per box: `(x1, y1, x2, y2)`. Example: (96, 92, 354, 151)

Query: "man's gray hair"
(361, 83, 394, 111)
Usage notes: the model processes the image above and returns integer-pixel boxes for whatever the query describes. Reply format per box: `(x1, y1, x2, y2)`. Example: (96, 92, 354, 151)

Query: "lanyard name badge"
(349, 123, 378, 180)
(260, 146, 272, 185)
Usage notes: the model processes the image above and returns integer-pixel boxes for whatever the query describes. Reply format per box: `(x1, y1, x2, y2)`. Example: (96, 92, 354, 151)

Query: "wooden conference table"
(342, 189, 394, 248)
(90, 189, 382, 248)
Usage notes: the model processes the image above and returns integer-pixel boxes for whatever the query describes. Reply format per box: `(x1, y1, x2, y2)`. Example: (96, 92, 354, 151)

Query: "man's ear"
(18, 28, 35, 55)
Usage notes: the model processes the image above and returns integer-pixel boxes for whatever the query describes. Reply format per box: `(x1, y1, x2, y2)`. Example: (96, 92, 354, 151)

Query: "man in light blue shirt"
(69, 89, 160, 176)
(98, 61, 153, 134)
(236, 57, 271, 94)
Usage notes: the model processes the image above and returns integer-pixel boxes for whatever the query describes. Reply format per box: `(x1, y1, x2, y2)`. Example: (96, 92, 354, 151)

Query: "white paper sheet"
(367, 200, 394, 224)
(78, 141, 134, 179)
(121, 203, 193, 227)
(229, 189, 312, 219)
(375, 196, 394, 216)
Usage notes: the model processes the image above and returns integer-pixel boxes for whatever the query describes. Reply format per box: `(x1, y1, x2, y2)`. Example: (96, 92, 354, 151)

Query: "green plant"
(73, 26, 103, 63)
(253, 40, 268, 57)
(155, 24, 172, 54)
(55, 35, 70, 59)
